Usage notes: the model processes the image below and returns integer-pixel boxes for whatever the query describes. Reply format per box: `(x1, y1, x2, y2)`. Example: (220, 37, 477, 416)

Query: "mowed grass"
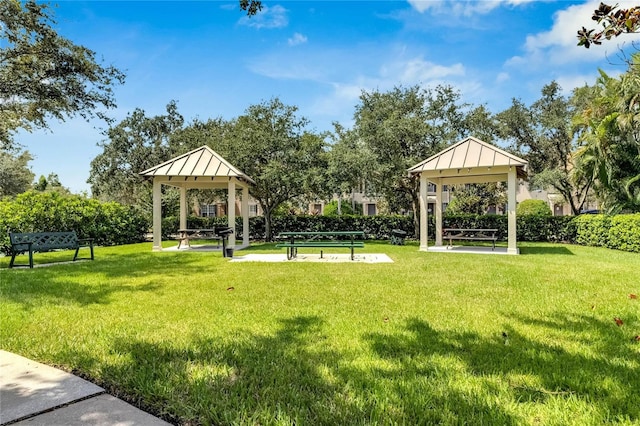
(1, 241, 639, 425)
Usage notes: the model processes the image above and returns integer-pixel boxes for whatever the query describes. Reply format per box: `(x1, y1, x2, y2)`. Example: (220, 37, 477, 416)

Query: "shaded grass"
(1, 241, 639, 425)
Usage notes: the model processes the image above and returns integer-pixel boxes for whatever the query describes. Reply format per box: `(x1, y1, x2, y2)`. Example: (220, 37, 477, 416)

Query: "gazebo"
(408, 137, 528, 255)
(140, 145, 255, 252)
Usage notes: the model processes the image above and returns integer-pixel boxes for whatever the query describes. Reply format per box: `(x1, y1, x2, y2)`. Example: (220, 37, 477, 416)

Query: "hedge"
(2, 192, 638, 254)
(575, 213, 640, 253)
(0, 191, 148, 255)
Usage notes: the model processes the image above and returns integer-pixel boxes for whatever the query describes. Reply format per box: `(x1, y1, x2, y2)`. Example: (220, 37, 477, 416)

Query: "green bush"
(0, 191, 149, 254)
(608, 214, 640, 252)
(574, 214, 611, 247)
(516, 199, 552, 216)
(323, 200, 356, 216)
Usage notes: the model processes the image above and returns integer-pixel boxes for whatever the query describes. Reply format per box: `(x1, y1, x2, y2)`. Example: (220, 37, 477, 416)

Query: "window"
(201, 204, 217, 217)
(249, 204, 258, 217)
(367, 203, 377, 216)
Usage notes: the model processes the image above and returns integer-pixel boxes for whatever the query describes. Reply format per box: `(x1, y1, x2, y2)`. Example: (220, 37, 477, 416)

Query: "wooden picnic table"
(177, 229, 220, 249)
(443, 228, 498, 250)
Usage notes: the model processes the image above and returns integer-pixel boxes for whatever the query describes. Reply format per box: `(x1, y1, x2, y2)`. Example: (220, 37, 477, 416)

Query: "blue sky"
(16, 0, 640, 193)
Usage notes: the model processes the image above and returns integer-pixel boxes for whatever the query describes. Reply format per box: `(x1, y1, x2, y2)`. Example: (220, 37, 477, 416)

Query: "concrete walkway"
(0, 350, 171, 426)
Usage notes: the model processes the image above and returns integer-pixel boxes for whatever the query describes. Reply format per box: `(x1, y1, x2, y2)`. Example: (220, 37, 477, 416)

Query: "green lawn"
(1, 241, 638, 425)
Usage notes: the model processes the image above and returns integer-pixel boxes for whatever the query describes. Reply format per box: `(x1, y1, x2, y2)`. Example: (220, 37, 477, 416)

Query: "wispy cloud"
(288, 32, 308, 46)
(238, 5, 288, 29)
(407, 0, 539, 17)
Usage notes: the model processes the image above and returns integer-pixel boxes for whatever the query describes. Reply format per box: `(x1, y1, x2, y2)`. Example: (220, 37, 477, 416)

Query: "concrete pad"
(11, 394, 171, 426)
(230, 253, 394, 263)
(424, 245, 517, 255)
(0, 350, 104, 424)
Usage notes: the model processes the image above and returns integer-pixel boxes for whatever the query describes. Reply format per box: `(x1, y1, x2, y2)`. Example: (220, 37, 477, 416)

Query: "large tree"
(0, 149, 34, 197)
(354, 84, 496, 236)
(0, 0, 126, 149)
(88, 101, 184, 206)
(496, 82, 593, 215)
(213, 98, 327, 241)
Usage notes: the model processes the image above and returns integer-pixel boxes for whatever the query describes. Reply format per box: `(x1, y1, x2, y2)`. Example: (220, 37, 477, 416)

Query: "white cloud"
(496, 72, 510, 83)
(407, 0, 539, 17)
(238, 5, 288, 29)
(288, 32, 308, 46)
(507, 0, 640, 69)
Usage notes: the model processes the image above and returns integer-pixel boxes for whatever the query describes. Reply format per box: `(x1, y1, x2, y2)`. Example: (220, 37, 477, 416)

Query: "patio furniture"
(8, 231, 94, 268)
(276, 231, 365, 260)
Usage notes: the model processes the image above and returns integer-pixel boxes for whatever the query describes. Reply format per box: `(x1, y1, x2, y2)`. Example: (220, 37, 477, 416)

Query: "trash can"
(390, 229, 407, 245)
(225, 248, 234, 258)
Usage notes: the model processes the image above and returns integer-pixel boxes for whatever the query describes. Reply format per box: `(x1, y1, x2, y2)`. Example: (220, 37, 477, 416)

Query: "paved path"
(0, 350, 171, 425)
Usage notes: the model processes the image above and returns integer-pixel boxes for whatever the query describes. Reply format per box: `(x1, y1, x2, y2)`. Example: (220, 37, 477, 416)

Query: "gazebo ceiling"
(408, 137, 528, 180)
(139, 145, 255, 185)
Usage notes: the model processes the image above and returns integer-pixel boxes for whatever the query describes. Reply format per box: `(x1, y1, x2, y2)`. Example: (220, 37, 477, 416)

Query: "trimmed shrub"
(516, 199, 552, 216)
(608, 214, 640, 252)
(323, 200, 356, 216)
(574, 214, 612, 247)
(0, 191, 148, 254)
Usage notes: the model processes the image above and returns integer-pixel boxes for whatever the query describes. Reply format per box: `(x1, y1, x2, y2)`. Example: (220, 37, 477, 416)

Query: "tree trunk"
(264, 207, 273, 242)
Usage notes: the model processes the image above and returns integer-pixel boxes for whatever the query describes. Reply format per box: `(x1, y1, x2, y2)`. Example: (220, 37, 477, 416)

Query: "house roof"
(408, 136, 528, 178)
(139, 145, 255, 184)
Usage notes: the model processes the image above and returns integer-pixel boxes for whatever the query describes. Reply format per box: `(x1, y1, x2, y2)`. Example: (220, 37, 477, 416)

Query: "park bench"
(276, 231, 365, 260)
(8, 231, 94, 268)
(443, 228, 498, 250)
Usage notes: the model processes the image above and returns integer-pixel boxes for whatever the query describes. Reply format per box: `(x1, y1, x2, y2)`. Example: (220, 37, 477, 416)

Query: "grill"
(215, 226, 234, 257)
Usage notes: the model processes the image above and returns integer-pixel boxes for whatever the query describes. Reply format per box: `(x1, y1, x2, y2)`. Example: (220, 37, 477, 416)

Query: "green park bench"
(8, 231, 94, 268)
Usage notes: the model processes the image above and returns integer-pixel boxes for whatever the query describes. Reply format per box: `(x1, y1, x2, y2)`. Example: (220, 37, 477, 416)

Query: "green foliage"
(89, 102, 184, 205)
(575, 213, 640, 252)
(573, 61, 640, 213)
(516, 199, 552, 216)
(0, 149, 34, 196)
(446, 183, 506, 215)
(0, 191, 148, 254)
(323, 200, 356, 216)
(211, 97, 328, 241)
(0, 0, 125, 148)
(496, 82, 591, 214)
(578, 2, 640, 48)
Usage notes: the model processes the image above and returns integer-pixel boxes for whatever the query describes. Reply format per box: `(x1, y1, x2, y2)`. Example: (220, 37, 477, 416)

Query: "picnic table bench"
(177, 228, 221, 249)
(276, 231, 365, 260)
(8, 231, 94, 268)
(443, 228, 498, 250)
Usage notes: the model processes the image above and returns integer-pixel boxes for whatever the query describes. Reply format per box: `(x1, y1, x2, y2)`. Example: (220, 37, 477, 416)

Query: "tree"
(0, 0, 126, 149)
(0, 150, 34, 197)
(239, 0, 263, 16)
(214, 98, 327, 241)
(516, 199, 552, 216)
(573, 61, 640, 212)
(33, 173, 70, 194)
(326, 122, 375, 214)
(446, 183, 506, 215)
(354, 84, 496, 236)
(578, 2, 640, 48)
(496, 82, 593, 215)
(88, 101, 184, 207)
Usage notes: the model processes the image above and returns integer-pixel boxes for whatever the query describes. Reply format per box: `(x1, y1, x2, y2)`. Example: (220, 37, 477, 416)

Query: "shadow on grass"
(519, 245, 575, 255)
(0, 251, 212, 308)
(68, 316, 522, 425)
(366, 315, 639, 423)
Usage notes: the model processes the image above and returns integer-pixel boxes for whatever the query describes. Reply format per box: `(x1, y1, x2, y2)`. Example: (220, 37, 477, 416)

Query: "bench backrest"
(9, 231, 79, 252)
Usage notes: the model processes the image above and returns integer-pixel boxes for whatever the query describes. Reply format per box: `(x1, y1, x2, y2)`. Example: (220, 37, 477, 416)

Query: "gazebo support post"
(435, 178, 443, 247)
(179, 186, 187, 231)
(242, 186, 249, 247)
(419, 173, 428, 251)
(508, 168, 518, 254)
(152, 178, 162, 252)
(228, 178, 236, 248)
